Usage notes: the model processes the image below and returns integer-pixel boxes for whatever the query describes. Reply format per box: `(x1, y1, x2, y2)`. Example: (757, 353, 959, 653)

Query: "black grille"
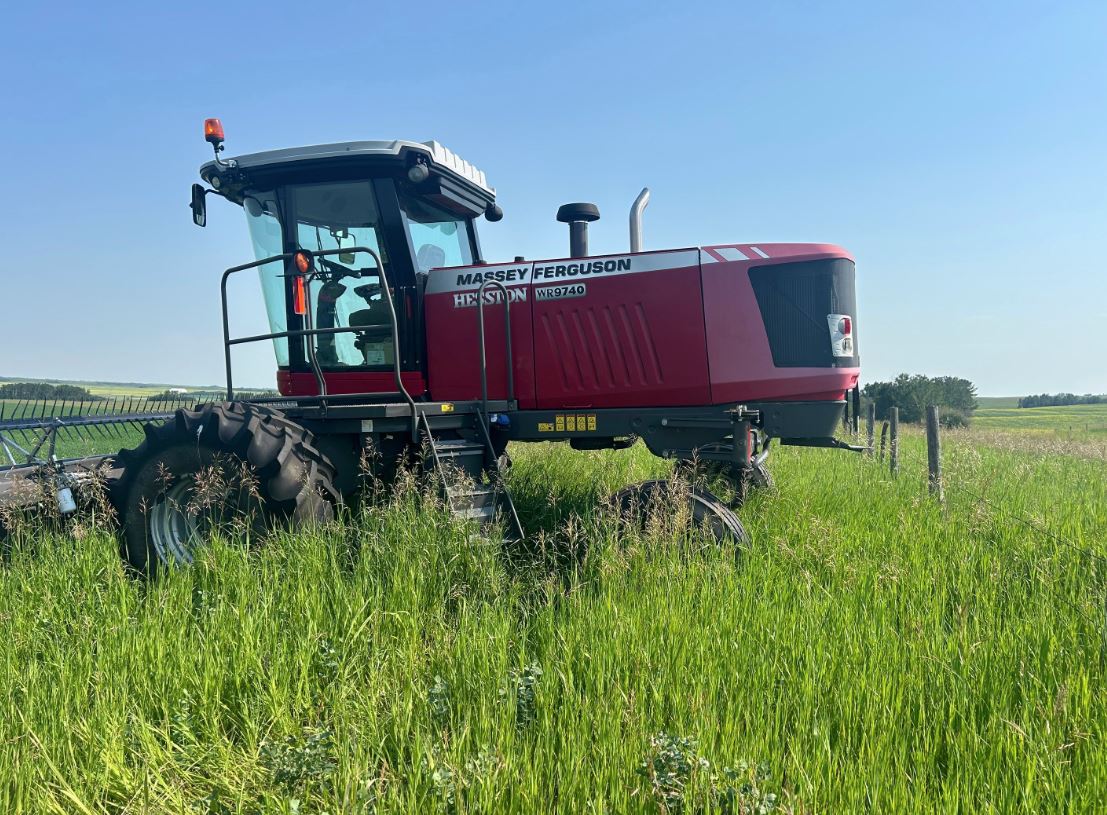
(748, 258, 857, 368)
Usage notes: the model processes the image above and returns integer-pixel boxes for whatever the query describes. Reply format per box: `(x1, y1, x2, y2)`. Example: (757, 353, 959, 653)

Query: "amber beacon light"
(204, 118, 225, 146)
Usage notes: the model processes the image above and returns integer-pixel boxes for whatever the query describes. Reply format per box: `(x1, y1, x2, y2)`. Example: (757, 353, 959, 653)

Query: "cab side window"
(400, 194, 475, 272)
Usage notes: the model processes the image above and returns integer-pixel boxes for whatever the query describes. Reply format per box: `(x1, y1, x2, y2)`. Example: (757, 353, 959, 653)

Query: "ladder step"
(433, 438, 483, 449)
(420, 422, 523, 540)
(447, 486, 496, 499)
(437, 449, 484, 459)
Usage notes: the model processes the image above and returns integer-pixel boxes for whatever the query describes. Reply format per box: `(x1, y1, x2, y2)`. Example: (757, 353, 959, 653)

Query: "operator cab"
(197, 124, 501, 397)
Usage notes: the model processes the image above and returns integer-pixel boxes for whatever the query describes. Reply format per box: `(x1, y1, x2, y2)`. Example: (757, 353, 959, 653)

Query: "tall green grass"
(0, 432, 1105, 812)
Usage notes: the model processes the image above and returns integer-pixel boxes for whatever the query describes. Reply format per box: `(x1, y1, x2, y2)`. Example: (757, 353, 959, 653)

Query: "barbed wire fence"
(851, 403, 1107, 663)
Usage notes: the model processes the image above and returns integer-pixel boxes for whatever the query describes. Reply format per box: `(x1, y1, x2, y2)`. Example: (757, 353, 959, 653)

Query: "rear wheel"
(610, 479, 748, 546)
(112, 402, 339, 574)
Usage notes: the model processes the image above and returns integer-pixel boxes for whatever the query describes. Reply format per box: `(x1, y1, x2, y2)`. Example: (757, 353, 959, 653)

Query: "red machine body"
(183, 130, 866, 553)
(422, 243, 858, 411)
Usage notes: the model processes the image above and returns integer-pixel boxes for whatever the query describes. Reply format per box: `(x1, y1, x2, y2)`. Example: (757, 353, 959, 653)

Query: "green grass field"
(1, 402, 1106, 812)
(974, 403, 1107, 435)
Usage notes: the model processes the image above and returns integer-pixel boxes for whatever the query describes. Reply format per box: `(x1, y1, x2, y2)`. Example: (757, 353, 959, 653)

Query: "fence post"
(889, 407, 899, 476)
(879, 421, 888, 462)
(926, 405, 943, 504)
(866, 403, 875, 455)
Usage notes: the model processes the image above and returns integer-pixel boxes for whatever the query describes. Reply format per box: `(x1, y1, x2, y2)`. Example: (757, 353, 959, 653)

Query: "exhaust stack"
(557, 203, 600, 258)
(629, 187, 650, 253)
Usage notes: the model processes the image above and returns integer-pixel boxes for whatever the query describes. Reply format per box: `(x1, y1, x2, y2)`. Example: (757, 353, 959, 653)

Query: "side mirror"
(191, 184, 207, 227)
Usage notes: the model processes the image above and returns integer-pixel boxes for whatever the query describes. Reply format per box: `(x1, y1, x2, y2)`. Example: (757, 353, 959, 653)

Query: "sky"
(2, 1, 1105, 395)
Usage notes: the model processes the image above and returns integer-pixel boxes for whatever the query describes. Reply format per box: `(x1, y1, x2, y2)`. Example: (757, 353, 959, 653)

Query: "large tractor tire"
(111, 402, 339, 574)
(610, 479, 749, 546)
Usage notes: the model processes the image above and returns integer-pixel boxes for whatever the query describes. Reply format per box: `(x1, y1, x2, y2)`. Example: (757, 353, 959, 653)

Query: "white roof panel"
(203, 139, 494, 195)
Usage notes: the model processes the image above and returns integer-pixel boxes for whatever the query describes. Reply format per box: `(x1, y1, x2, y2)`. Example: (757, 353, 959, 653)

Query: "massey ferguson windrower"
(87, 120, 860, 570)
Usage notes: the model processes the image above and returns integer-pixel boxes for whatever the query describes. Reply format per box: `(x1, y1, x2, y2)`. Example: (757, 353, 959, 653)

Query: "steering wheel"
(317, 256, 373, 282)
(314, 257, 384, 304)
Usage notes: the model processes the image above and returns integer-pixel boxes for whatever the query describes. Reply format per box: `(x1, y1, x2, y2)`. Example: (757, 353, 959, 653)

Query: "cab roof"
(200, 139, 494, 201)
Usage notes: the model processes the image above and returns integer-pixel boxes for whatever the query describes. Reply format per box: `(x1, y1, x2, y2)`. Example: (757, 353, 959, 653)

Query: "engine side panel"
(422, 243, 860, 414)
(530, 249, 710, 408)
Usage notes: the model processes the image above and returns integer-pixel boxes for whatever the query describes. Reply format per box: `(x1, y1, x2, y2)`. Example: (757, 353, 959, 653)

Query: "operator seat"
(350, 282, 394, 366)
(416, 244, 446, 273)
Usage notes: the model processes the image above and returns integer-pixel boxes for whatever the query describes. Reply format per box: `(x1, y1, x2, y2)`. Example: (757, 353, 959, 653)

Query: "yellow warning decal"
(441, 403, 454, 413)
(546, 413, 597, 433)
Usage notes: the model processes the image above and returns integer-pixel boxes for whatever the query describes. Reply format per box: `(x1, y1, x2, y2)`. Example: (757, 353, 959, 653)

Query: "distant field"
(974, 403, 1107, 435)
(975, 395, 1021, 408)
(0, 376, 214, 398)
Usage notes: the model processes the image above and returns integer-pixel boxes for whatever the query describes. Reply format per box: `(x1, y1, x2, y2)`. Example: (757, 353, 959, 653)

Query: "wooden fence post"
(926, 405, 943, 504)
(879, 421, 888, 462)
(889, 407, 899, 476)
(866, 403, 875, 455)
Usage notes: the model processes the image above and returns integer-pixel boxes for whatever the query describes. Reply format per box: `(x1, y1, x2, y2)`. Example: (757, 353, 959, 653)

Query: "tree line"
(1017, 393, 1106, 408)
(148, 389, 277, 402)
(862, 374, 977, 427)
(0, 382, 102, 401)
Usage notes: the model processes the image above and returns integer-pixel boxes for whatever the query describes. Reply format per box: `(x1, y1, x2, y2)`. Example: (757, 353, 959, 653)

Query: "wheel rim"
(147, 476, 201, 566)
(612, 479, 748, 546)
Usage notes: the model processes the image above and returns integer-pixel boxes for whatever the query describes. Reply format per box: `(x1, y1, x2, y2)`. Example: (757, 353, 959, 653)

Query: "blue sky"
(3, 1, 1105, 394)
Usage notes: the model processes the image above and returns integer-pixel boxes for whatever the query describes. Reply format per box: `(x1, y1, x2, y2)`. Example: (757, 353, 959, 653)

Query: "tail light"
(827, 313, 855, 358)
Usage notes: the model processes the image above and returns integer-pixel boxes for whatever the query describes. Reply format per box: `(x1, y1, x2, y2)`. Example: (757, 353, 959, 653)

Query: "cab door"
(277, 178, 429, 396)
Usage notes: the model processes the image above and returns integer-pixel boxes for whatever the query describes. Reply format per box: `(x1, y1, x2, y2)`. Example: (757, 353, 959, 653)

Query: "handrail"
(475, 279, 515, 421)
(227, 325, 379, 347)
(220, 247, 418, 431)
